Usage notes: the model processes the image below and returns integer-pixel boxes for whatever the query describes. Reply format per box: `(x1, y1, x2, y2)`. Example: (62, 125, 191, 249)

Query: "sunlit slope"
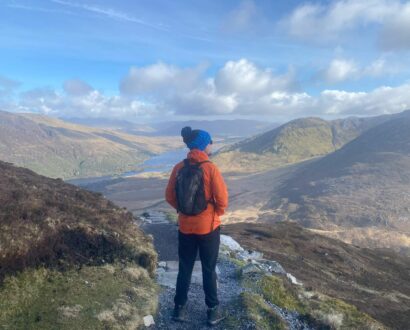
(213, 114, 392, 173)
(0, 110, 181, 179)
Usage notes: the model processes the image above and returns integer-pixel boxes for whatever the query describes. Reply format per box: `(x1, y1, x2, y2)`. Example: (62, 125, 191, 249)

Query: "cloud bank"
(2, 59, 410, 120)
(281, 0, 410, 50)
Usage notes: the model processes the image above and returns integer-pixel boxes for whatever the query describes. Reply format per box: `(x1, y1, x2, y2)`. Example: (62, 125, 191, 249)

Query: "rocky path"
(139, 211, 313, 330)
(141, 217, 247, 329)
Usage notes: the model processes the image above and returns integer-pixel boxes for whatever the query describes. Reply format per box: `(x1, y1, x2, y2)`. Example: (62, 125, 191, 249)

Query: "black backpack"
(175, 159, 211, 216)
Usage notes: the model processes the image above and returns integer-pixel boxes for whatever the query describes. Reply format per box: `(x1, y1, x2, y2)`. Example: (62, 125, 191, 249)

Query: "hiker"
(165, 126, 228, 326)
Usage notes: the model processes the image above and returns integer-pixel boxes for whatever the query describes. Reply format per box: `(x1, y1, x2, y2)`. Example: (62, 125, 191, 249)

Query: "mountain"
(224, 221, 410, 330)
(213, 114, 393, 173)
(150, 119, 279, 137)
(0, 160, 158, 329)
(62, 116, 156, 134)
(63, 118, 279, 138)
(0, 110, 181, 179)
(266, 113, 410, 250)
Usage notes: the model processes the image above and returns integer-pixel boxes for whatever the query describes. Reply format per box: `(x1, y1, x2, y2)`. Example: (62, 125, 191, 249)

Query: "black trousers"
(174, 226, 220, 308)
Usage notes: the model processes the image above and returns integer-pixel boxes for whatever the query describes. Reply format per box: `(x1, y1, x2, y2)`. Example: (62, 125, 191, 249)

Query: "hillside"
(224, 222, 410, 330)
(265, 114, 410, 251)
(0, 160, 158, 329)
(213, 114, 392, 173)
(62, 117, 156, 135)
(0, 110, 181, 179)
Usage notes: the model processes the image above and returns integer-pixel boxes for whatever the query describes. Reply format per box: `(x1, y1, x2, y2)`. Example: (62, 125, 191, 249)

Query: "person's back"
(165, 126, 228, 326)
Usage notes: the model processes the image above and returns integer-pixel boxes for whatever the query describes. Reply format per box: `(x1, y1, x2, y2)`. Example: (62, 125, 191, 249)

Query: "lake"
(66, 147, 189, 186)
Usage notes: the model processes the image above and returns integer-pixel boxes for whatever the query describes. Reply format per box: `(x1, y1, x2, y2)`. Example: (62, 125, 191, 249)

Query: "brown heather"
(0, 160, 157, 281)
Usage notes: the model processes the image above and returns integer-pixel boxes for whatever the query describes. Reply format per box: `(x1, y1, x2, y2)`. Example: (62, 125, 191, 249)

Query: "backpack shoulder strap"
(183, 159, 212, 167)
(197, 160, 211, 166)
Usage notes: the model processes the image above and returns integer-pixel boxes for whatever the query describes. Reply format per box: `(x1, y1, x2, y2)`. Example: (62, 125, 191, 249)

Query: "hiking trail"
(139, 211, 314, 330)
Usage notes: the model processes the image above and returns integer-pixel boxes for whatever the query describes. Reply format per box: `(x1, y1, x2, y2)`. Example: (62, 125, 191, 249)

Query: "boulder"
(220, 234, 245, 252)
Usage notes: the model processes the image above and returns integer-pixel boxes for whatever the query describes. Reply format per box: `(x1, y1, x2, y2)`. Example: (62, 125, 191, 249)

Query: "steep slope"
(0, 111, 181, 179)
(0, 160, 158, 329)
(266, 114, 410, 250)
(213, 113, 393, 173)
(224, 222, 410, 330)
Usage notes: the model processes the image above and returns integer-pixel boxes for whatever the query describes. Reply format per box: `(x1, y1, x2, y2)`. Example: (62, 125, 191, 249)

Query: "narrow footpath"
(140, 211, 313, 330)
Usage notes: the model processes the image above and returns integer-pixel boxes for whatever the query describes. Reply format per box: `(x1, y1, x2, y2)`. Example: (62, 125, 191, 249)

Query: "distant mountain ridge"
(64, 117, 279, 137)
(150, 119, 279, 137)
(0, 110, 181, 179)
(213, 112, 404, 173)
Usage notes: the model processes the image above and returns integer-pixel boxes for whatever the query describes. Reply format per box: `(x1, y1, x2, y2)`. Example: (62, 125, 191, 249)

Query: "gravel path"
(141, 223, 183, 261)
(152, 257, 255, 329)
(139, 211, 314, 330)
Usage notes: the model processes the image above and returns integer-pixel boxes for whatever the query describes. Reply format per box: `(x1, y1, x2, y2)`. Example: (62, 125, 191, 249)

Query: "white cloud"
(363, 58, 387, 76)
(120, 62, 205, 95)
(281, 0, 410, 49)
(322, 59, 359, 83)
(215, 59, 297, 96)
(118, 59, 410, 118)
(316, 84, 410, 115)
(170, 84, 238, 116)
(19, 88, 62, 115)
(63, 79, 93, 96)
(119, 59, 299, 116)
(0, 75, 20, 100)
(8, 84, 156, 119)
(379, 4, 410, 50)
(320, 57, 399, 83)
(2, 59, 410, 120)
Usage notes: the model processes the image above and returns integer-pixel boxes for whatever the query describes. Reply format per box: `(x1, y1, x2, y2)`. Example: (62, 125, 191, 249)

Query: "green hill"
(0, 160, 158, 329)
(213, 114, 392, 173)
(266, 113, 410, 251)
(0, 110, 181, 179)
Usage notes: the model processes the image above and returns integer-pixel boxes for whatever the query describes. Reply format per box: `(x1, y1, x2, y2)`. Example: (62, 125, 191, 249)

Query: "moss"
(226, 256, 247, 268)
(0, 263, 158, 330)
(164, 211, 178, 224)
(240, 292, 287, 330)
(224, 292, 287, 330)
(241, 274, 305, 313)
(306, 295, 385, 330)
(240, 273, 384, 330)
(259, 275, 306, 313)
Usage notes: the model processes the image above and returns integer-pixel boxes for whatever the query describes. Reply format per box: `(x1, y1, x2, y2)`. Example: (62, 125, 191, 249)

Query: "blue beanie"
(181, 126, 212, 151)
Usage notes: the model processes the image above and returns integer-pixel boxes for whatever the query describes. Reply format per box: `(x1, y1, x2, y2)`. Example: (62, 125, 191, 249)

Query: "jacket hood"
(187, 149, 209, 163)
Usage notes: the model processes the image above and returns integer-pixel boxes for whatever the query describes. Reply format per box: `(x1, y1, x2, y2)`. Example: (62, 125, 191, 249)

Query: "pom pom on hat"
(181, 126, 193, 144)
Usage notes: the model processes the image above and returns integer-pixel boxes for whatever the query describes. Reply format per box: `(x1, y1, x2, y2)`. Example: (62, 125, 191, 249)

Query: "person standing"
(165, 126, 228, 326)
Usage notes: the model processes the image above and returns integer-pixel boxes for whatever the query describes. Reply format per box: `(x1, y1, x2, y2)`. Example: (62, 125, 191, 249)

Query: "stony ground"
(140, 212, 313, 330)
(153, 257, 255, 329)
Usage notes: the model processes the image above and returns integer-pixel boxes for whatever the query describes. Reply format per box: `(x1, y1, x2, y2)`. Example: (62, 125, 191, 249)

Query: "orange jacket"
(165, 149, 228, 235)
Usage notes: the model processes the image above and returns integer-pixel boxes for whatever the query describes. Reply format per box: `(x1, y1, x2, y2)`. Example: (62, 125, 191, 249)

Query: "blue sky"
(1, 0, 410, 122)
